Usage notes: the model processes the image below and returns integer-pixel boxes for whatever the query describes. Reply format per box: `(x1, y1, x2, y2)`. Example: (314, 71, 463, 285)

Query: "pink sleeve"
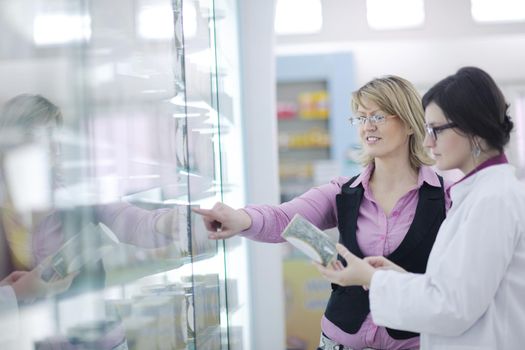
(239, 177, 348, 243)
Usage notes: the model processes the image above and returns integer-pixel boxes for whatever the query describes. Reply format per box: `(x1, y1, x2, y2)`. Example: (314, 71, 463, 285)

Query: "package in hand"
(281, 214, 336, 266)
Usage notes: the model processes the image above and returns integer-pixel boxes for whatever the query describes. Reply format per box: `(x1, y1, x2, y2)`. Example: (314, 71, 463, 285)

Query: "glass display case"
(0, 0, 246, 349)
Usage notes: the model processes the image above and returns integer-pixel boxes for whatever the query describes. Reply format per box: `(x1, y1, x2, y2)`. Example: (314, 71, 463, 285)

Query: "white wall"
(238, 1, 286, 350)
(276, 34, 525, 88)
(275, 0, 525, 87)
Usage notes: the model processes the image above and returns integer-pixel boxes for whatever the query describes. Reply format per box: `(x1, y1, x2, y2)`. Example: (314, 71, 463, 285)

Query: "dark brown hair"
(422, 67, 513, 152)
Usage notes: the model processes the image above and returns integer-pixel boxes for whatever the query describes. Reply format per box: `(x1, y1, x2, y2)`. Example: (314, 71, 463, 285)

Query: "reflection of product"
(182, 274, 221, 338)
(34, 320, 127, 350)
(68, 321, 127, 350)
(134, 285, 187, 350)
(121, 317, 156, 350)
(106, 299, 133, 321)
(174, 118, 188, 169)
(281, 214, 336, 266)
(40, 222, 119, 282)
(181, 281, 200, 339)
(196, 329, 221, 350)
(228, 326, 244, 350)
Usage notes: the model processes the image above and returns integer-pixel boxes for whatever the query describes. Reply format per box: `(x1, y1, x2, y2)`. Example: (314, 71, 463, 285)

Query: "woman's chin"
(434, 159, 453, 172)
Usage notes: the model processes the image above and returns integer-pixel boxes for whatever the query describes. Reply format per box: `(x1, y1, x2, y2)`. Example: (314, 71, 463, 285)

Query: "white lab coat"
(369, 164, 525, 350)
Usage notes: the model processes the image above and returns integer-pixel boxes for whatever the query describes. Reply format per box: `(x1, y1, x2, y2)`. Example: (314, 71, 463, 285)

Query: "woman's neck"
(371, 157, 419, 189)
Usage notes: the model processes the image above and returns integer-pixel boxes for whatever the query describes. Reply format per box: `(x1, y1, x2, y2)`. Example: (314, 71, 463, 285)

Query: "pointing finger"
(192, 208, 215, 217)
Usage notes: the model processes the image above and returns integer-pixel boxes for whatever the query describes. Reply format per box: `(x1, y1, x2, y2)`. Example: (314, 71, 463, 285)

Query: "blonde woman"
(195, 76, 449, 350)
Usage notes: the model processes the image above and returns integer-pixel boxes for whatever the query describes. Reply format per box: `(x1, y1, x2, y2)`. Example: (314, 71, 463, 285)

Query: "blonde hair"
(0, 94, 63, 132)
(352, 75, 433, 169)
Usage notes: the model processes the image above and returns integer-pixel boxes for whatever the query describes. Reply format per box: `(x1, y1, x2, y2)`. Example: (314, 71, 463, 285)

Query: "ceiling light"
(471, 0, 525, 23)
(275, 0, 323, 35)
(366, 0, 425, 30)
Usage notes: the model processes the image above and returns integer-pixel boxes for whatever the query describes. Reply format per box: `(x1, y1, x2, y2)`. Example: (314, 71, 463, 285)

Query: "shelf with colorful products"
(277, 83, 333, 202)
(0, 0, 246, 349)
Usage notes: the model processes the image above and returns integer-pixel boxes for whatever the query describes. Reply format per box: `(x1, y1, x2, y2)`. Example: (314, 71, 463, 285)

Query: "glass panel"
(213, 0, 248, 349)
(0, 0, 245, 349)
(182, 0, 223, 348)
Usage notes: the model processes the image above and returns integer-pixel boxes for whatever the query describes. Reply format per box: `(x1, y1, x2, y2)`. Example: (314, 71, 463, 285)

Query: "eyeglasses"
(425, 122, 457, 141)
(348, 114, 396, 126)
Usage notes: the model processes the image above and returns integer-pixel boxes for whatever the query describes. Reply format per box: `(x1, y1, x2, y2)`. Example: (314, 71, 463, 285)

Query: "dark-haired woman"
(316, 66, 525, 349)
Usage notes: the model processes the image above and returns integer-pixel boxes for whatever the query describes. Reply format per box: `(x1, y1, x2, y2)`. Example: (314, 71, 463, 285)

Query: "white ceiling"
(276, 0, 525, 44)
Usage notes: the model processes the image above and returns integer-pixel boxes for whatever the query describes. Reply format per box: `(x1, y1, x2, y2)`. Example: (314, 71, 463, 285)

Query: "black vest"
(324, 175, 445, 339)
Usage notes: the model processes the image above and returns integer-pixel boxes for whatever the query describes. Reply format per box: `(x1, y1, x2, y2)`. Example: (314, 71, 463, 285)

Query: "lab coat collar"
(447, 153, 509, 201)
(449, 163, 514, 205)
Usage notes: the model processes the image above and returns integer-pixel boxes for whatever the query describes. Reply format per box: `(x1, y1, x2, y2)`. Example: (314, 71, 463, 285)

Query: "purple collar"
(447, 153, 508, 197)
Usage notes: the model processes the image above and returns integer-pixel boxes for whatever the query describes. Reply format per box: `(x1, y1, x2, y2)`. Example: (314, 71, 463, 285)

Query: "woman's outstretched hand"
(315, 243, 376, 287)
(192, 202, 252, 240)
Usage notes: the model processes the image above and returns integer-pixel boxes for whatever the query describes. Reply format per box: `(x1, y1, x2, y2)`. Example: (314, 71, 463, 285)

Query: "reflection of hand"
(11, 265, 77, 302)
(363, 256, 406, 273)
(192, 202, 252, 240)
(315, 243, 375, 287)
(0, 271, 29, 286)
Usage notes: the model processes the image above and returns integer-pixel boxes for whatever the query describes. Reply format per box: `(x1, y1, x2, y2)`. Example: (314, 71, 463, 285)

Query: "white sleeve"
(0, 286, 19, 341)
(369, 195, 519, 336)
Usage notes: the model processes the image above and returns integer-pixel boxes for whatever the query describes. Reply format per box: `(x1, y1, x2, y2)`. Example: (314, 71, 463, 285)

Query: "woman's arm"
(236, 177, 346, 243)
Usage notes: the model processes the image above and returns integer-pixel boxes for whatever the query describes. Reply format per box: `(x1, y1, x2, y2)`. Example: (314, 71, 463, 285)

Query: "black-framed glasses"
(348, 114, 396, 126)
(425, 122, 457, 141)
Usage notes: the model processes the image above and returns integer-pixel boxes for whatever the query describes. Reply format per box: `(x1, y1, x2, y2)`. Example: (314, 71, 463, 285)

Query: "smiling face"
(357, 97, 413, 162)
(423, 102, 473, 173)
